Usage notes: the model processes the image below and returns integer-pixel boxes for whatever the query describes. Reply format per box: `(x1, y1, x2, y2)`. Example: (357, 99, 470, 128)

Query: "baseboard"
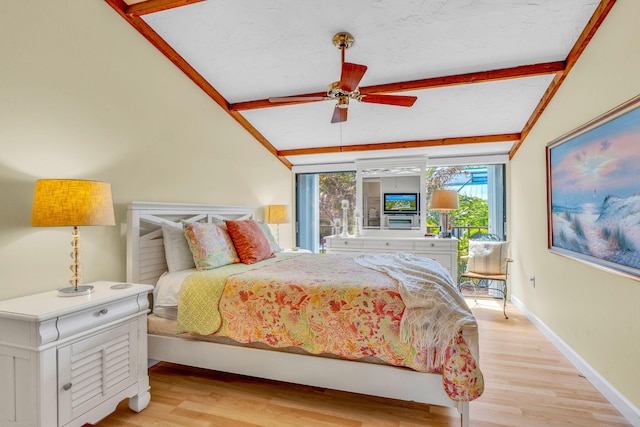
(510, 295, 640, 427)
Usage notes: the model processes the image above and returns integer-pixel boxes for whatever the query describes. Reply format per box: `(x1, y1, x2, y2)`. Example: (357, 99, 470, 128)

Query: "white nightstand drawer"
(329, 239, 364, 249)
(366, 240, 414, 251)
(414, 240, 455, 251)
(56, 296, 140, 341)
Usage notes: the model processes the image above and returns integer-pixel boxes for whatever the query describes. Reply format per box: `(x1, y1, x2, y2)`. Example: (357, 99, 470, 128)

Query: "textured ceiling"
(110, 0, 612, 168)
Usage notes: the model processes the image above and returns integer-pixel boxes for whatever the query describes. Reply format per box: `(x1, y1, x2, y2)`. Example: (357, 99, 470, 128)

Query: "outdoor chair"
(458, 236, 512, 319)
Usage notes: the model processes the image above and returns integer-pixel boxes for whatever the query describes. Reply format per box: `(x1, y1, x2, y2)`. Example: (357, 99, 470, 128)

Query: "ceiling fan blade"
(331, 106, 348, 123)
(269, 96, 327, 102)
(360, 94, 417, 107)
(340, 62, 368, 92)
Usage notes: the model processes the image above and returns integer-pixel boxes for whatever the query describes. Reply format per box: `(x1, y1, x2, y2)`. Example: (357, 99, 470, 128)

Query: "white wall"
(0, 1, 293, 299)
(510, 0, 640, 412)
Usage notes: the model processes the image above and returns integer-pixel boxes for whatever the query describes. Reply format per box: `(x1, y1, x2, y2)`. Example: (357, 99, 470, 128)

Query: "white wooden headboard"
(126, 201, 255, 285)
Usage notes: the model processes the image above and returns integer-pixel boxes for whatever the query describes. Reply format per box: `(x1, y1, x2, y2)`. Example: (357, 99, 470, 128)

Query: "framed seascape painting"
(547, 94, 640, 280)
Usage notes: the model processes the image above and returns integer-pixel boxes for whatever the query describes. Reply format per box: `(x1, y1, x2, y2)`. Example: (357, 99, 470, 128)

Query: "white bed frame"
(127, 201, 478, 427)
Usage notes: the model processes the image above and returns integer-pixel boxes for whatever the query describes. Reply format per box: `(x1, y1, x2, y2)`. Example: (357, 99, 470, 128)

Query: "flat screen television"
(383, 193, 419, 214)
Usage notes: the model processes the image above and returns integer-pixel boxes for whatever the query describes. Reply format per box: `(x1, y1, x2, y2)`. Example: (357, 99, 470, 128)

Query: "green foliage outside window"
(425, 167, 490, 269)
(319, 172, 356, 244)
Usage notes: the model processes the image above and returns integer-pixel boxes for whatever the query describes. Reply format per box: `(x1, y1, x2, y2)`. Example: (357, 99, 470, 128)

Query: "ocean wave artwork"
(548, 97, 640, 276)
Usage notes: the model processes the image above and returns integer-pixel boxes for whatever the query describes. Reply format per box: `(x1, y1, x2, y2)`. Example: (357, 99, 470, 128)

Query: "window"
(426, 164, 505, 240)
(424, 164, 505, 276)
(295, 162, 505, 254)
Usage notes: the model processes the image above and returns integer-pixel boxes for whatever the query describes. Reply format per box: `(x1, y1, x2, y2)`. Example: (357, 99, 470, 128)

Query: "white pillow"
(465, 240, 510, 275)
(257, 220, 282, 253)
(153, 269, 196, 309)
(161, 221, 196, 272)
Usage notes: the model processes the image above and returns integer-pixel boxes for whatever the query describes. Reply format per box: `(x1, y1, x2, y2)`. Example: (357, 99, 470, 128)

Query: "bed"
(126, 201, 482, 427)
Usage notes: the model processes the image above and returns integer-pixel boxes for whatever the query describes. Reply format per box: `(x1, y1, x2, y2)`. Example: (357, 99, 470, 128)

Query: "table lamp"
(31, 179, 115, 296)
(265, 204, 290, 245)
(430, 190, 459, 238)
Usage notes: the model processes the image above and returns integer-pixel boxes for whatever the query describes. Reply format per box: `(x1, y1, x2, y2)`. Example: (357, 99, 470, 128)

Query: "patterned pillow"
(225, 219, 275, 264)
(465, 240, 509, 275)
(184, 222, 240, 270)
(161, 221, 196, 272)
(257, 220, 282, 253)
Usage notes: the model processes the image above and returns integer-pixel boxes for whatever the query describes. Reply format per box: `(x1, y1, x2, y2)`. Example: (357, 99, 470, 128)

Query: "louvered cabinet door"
(57, 321, 138, 426)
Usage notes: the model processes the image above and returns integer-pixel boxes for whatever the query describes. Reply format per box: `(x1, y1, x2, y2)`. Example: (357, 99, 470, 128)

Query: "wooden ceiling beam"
(230, 62, 564, 111)
(277, 133, 520, 157)
(125, 0, 204, 17)
(360, 62, 565, 95)
(510, 0, 617, 159)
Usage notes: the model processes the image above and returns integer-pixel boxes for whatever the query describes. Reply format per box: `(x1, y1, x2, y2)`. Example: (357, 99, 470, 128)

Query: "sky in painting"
(550, 105, 640, 209)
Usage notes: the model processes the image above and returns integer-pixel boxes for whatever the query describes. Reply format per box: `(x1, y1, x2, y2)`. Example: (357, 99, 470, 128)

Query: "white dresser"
(325, 236, 459, 282)
(0, 281, 153, 427)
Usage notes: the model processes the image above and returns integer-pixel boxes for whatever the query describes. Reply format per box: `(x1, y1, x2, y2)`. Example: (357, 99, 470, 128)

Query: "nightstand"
(0, 281, 153, 427)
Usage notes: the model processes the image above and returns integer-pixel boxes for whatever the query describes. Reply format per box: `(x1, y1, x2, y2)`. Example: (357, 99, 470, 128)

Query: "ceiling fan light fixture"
(337, 97, 349, 109)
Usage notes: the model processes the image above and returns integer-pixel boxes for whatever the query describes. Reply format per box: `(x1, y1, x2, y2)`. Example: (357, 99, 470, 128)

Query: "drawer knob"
(62, 383, 72, 391)
(385, 242, 389, 246)
(98, 308, 108, 315)
(431, 243, 435, 247)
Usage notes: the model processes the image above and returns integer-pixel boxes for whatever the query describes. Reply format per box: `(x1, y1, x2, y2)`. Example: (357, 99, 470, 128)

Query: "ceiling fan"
(268, 32, 418, 123)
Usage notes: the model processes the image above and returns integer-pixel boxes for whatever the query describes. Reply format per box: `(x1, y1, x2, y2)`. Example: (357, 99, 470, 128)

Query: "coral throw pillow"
(225, 219, 275, 264)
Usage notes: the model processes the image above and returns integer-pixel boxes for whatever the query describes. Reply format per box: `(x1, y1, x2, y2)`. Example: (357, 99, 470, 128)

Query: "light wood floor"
(97, 300, 631, 426)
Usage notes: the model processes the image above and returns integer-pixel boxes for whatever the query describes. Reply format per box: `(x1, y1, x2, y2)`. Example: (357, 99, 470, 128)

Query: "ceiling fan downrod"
(333, 32, 354, 64)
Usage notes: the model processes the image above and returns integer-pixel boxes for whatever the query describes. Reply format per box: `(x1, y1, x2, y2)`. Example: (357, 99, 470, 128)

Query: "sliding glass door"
(296, 171, 356, 252)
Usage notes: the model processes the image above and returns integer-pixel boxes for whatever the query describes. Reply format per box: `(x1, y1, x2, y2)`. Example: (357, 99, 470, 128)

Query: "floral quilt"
(177, 253, 484, 401)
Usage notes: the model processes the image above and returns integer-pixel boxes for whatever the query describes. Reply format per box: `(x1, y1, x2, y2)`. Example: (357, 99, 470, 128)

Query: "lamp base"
(340, 207, 350, 237)
(438, 211, 452, 238)
(58, 285, 94, 297)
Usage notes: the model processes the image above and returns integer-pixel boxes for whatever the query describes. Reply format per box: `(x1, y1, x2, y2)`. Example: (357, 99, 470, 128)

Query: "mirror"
(356, 158, 427, 235)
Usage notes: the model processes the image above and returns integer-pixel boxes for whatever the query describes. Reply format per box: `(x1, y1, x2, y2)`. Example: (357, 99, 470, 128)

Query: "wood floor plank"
(95, 300, 631, 426)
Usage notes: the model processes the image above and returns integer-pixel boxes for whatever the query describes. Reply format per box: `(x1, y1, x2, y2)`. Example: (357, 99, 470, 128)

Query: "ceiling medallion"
(332, 32, 354, 50)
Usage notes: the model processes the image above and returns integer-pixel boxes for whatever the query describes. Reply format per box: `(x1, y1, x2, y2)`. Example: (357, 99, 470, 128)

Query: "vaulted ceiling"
(107, 0, 616, 169)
